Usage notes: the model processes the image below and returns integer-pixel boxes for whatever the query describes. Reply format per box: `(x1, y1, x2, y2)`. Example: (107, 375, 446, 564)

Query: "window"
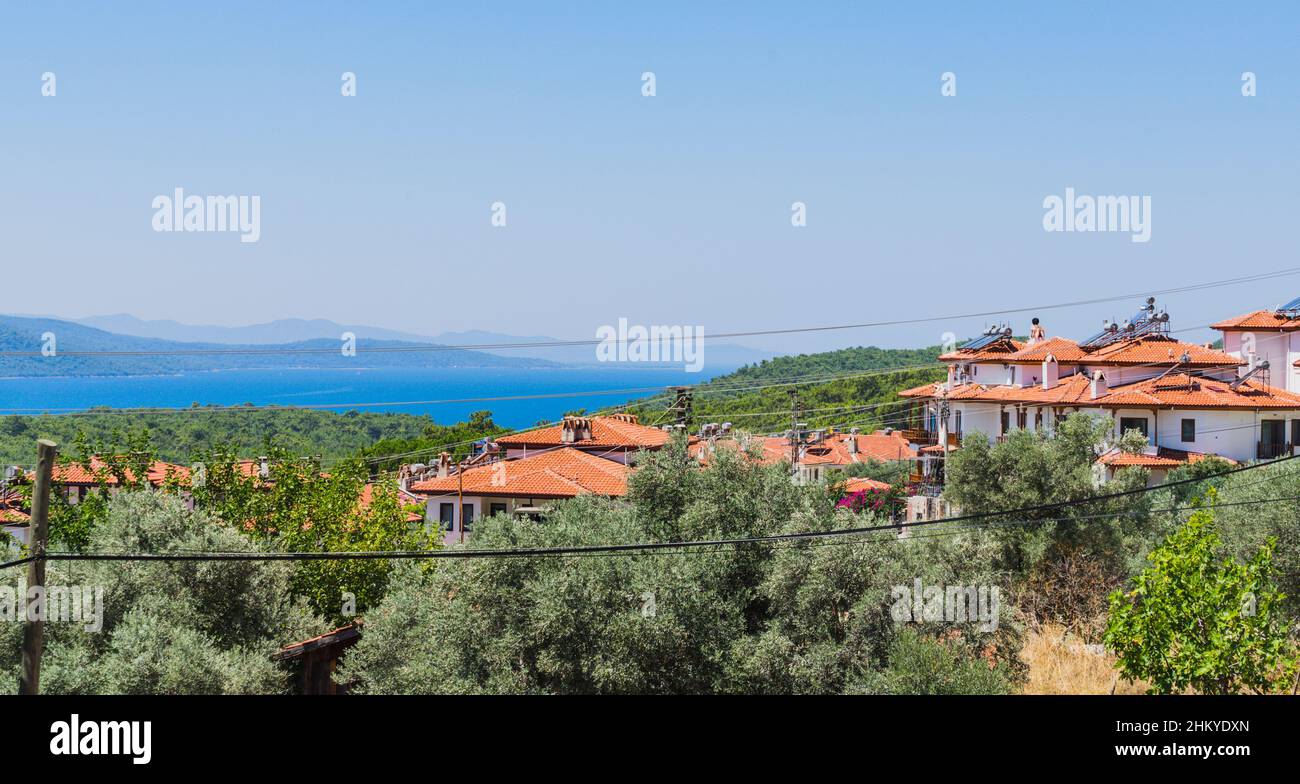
(1000, 411, 1010, 434)
(1292, 419, 1300, 448)
(1180, 418, 1195, 443)
(439, 503, 455, 530)
(954, 411, 962, 434)
(1119, 417, 1148, 438)
(461, 504, 475, 532)
(1016, 409, 1027, 429)
(490, 503, 508, 517)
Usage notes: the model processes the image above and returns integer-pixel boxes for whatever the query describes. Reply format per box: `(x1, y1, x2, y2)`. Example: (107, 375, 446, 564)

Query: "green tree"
(189, 448, 436, 623)
(343, 442, 1025, 695)
(0, 492, 326, 694)
(845, 627, 1013, 695)
(943, 414, 1154, 575)
(1104, 497, 1298, 694)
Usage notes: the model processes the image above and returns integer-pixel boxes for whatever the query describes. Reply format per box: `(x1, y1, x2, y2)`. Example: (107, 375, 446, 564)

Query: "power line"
(5, 450, 1294, 569)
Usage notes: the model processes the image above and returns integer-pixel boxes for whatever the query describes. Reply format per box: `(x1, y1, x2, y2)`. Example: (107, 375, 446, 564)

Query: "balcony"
(901, 428, 937, 446)
(901, 430, 960, 448)
(1257, 441, 1291, 460)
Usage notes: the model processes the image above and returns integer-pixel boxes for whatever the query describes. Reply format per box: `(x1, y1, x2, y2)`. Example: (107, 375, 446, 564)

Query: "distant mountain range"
(0, 314, 774, 378)
(55, 315, 775, 369)
(0, 315, 557, 378)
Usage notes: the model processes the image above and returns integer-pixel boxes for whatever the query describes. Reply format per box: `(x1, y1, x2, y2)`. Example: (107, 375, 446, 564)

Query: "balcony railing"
(1257, 441, 1292, 460)
(901, 428, 937, 446)
(901, 430, 961, 448)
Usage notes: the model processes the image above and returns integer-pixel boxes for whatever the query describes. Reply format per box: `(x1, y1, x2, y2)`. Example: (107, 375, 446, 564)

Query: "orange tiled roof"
(46, 457, 191, 486)
(688, 435, 788, 466)
(1097, 447, 1237, 468)
(1212, 309, 1300, 331)
(495, 415, 671, 450)
(1006, 337, 1088, 363)
(800, 430, 919, 465)
(1078, 336, 1240, 368)
(689, 430, 918, 468)
(946, 334, 1238, 368)
(844, 477, 892, 493)
(0, 494, 29, 524)
(938, 337, 1025, 362)
(408, 448, 630, 499)
(900, 371, 1300, 410)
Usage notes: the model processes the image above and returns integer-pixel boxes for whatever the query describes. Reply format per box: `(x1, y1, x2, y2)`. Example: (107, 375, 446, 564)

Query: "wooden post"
(19, 439, 56, 696)
(457, 459, 465, 544)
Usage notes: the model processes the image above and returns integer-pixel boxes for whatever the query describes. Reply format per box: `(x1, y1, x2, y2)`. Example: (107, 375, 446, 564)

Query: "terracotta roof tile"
(844, 477, 892, 492)
(1006, 337, 1088, 363)
(1212, 309, 1300, 331)
(1078, 336, 1240, 367)
(409, 448, 630, 499)
(688, 430, 918, 468)
(45, 457, 191, 486)
(688, 435, 788, 466)
(903, 371, 1300, 410)
(1097, 447, 1237, 468)
(799, 430, 919, 465)
(495, 415, 671, 450)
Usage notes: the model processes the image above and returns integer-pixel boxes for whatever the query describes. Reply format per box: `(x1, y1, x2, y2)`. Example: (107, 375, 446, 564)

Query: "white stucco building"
(899, 300, 1300, 477)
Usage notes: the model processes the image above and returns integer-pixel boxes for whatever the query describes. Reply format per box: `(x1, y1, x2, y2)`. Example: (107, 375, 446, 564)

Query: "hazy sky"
(2, 2, 1297, 354)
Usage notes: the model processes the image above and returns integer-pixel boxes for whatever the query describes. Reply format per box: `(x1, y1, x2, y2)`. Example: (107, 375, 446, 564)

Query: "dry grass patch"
(1020, 623, 1148, 695)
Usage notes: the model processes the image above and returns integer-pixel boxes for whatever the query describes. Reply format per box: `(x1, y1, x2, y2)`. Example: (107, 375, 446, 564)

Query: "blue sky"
(1, 1, 1297, 354)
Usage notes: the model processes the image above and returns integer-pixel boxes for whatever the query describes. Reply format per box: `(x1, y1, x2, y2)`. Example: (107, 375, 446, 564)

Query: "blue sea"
(0, 366, 732, 428)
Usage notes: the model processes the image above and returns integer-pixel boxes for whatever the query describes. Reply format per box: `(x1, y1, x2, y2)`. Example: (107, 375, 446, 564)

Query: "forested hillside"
(0, 407, 495, 465)
(630, 344, 946, 433)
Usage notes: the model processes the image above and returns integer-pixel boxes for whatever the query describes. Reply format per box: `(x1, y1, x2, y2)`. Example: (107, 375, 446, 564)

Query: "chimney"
(946, 364, 957, 392)
(610, 412, 639, 425)
(258, 456, 269, 479)
(561, 416, 592, 443)
(436, 451, 452, 478)
(845, 434, 858, 455)
(1090, 370, 1108, 399)
(1041, 353, 1059, 390)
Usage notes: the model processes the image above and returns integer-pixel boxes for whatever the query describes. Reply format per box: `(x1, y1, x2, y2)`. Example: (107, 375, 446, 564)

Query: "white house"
(898, 299, 1300, 475)
(1213, 301, 1300, 395)
(406, 447, 631, 544)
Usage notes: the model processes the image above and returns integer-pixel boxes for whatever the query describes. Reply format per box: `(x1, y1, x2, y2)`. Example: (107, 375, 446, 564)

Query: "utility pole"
(668, 386, 693, 432)
(457, 457, 465, 544)
(788, 390, 804, 470)
(19, 439, 56, 696)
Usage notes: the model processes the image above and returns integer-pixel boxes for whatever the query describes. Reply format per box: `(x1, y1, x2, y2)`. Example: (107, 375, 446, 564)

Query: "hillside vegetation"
(0, 408, 445, 465)
(630, 344, 945, 433)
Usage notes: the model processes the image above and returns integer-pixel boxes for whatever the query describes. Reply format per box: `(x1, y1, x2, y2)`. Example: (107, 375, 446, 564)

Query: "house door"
(1261, 419, 1286, 459)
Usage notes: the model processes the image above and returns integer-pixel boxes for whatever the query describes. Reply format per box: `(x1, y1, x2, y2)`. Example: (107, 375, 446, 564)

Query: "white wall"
(1222, 330, 1297, 391)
